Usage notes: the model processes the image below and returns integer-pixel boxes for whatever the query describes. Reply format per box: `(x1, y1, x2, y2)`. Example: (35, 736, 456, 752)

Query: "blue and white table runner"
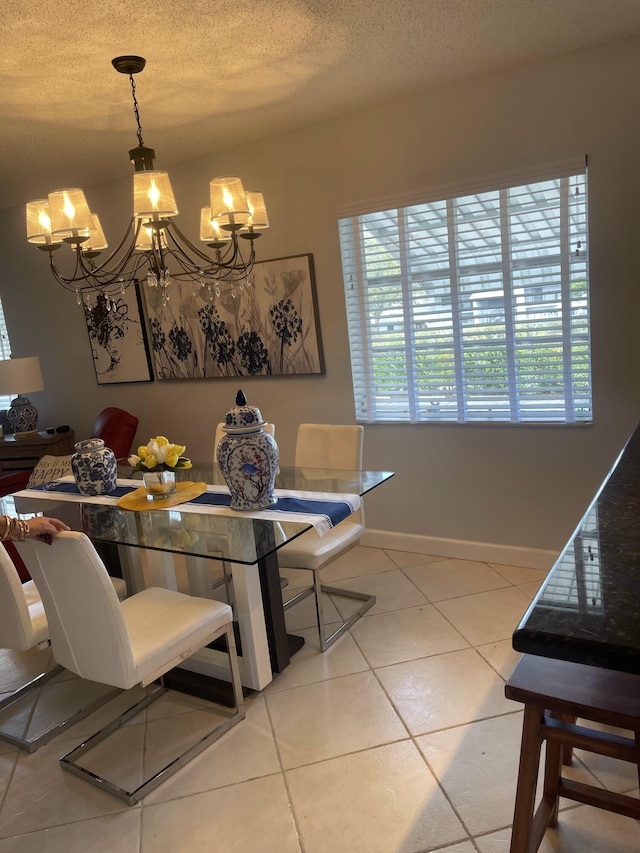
(16, 477, 361, 536)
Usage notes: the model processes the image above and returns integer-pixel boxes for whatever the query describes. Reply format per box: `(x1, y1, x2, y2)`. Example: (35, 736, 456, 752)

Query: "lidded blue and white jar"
(71, 438, 118, 496)
(217, 389, 279, 511)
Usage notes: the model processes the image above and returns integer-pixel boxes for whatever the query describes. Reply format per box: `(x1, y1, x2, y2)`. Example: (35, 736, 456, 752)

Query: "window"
(338, 158, 590, 424)
(0, 298, 15, 410)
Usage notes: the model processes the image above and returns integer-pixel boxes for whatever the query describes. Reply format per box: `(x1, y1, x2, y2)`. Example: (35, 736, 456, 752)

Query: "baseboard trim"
(361, 529, 557, 571)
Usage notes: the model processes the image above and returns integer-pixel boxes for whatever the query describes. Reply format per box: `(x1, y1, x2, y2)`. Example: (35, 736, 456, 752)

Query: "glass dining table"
(5, 464, 394, 693)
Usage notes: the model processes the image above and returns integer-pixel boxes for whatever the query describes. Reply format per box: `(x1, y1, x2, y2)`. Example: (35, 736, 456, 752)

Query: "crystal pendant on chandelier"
(25, 55, 269, 303)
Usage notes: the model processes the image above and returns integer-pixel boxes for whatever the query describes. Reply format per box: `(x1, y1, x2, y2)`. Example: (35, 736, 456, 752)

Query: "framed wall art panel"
(143, 253, 324, 380)
(83, 284, 153, 385)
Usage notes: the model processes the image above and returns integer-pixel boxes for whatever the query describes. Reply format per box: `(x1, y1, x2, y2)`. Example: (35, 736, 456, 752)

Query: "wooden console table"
(0, 430, 75, 472)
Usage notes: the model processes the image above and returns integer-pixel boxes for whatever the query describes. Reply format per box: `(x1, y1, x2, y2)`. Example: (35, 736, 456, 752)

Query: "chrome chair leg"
(59, 624, 245, 805)
(0, 665, 120, 754)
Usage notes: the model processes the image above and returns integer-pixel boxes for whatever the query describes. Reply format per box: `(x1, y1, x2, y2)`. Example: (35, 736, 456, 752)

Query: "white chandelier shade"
(25, 56, 268, 303)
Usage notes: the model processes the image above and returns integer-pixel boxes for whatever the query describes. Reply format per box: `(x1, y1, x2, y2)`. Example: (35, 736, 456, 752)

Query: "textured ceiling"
(2, 0, 640, 210)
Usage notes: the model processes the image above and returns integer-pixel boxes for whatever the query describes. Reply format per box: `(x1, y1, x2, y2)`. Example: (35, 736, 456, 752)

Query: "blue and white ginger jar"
(217, 390, 279, 511)
(71, 438, 117, 496)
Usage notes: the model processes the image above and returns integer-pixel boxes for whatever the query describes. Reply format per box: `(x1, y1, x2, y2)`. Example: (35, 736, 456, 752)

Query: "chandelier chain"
(129, 72, 144, 148)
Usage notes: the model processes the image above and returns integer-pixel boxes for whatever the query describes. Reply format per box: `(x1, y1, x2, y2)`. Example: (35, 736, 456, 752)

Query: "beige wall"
(1, 35, 639, 552)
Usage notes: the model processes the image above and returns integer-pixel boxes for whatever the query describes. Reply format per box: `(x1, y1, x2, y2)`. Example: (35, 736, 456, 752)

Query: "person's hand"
(27, 516, 70, 544)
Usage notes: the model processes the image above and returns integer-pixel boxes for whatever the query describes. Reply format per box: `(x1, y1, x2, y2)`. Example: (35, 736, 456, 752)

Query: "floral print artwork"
(83, 285, 153, 384)
(143, 254, 324, 380)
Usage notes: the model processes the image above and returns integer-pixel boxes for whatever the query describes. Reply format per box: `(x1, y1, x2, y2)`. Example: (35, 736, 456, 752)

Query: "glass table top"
(4, 465, 394, 566)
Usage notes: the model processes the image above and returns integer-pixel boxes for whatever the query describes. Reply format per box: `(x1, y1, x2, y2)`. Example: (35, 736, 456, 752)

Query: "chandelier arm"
(167, 222, 255, 272)
(164, 222, 231, 266)
(78, 218, 141, 277)
(46, 218, 144, 291)
(165, 224, 256, 281)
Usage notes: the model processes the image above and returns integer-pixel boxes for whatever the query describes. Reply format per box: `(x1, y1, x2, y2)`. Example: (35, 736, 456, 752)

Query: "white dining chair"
(0, 541, 127, 752)
(277, 423, 375, 651)
(17, 531, 244, 804)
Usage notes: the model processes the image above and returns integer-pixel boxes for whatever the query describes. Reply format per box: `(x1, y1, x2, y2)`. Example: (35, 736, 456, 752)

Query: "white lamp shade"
(0, 357, 44, 395)
(135, 218, 168, 251)
(133, 171, 178, 218)
(200, 208, 232, 243)
(48, 189, 95, 238)
(81, 214, 108, 252)
(26, 200, 63, 245)
(245, 191, 269, 230)
(209, 177, 250, 228)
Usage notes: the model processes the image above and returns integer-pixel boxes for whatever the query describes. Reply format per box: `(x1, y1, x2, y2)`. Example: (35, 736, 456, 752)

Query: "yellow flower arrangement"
(128, 436, 192, 472)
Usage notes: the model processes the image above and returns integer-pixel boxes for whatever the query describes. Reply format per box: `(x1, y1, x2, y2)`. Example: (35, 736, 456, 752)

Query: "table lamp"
(0, 356, 44, 434)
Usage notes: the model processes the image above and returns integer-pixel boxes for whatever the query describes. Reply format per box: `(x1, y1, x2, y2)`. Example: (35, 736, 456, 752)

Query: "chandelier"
(25, 56, 268, 305)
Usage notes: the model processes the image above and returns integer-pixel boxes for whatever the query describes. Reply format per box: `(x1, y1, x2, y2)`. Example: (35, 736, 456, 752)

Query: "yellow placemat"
(117, 481, 208, 511)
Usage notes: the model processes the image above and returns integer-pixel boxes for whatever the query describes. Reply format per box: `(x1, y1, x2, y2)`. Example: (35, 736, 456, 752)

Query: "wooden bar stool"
(505, 654, 640, 853)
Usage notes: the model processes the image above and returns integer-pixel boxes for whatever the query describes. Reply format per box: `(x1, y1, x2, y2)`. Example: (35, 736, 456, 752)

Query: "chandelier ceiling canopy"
(25, 56, 269, 306)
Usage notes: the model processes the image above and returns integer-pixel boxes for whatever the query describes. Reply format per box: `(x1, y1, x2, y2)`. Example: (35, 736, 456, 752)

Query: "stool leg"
(541, 717, 564, 827)
(558, 713, 577, 765)
(510, 705, 544, 853)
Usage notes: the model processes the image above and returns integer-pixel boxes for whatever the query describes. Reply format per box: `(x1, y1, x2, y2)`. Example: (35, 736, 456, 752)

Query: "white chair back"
(17, 533, 138, 689)
(295, 424, 363, 470)
(295, 424, 364, 524)
(0, 545, 44, 651)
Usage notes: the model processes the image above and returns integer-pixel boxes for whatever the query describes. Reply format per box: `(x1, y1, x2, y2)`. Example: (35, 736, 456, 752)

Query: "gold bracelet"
(18, 520, 29, 541)
(0, 516, 10, 541)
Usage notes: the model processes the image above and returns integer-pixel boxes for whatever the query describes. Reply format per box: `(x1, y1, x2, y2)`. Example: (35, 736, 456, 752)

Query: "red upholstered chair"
(90, 407, 139, 462)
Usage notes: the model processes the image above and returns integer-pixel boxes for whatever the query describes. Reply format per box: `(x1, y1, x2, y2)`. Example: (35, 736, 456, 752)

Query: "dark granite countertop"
(513, 424, 640, 674)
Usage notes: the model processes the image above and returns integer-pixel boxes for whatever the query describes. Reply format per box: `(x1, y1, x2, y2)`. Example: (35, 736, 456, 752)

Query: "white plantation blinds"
(338, 159, 591, 424)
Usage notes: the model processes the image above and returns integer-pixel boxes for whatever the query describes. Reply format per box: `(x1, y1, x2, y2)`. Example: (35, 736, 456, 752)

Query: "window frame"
(338, 157, 591, 426)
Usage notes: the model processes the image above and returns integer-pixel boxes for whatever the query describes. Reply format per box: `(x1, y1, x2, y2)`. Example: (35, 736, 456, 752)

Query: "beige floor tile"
(0, 752, 17, 803)
(351, 604, 468, 668)
(0, 810, 141, 853)
(434, 587, 531, 646)
(0, 737, 128, 838)
(0, 674, 118, 749)
(320, 545, 398, 583)
(283, 588, 341, 632)
(265, 627, 369, 693)
(476, 640, 522, 680)
(141, 775, 301, 853)
(517, 580, 545, 599)
(377, 648, 514, 734)
(476, 804, 640, 852)
(572, 721, 640, 794)
(418, 713, 524, 836)
(73, 693, 240, 799)
(287, 740, 467, 853)
(383, 549, 444, 569)
(420, 714, 606, 839)
(331, 569, 428, 615)
(0, 545, 633, 853)
(146, 694, 281, 802)
(0, 647, 56, 695)
(403, 559, 511, 602)
(266, 671, 407, 769)
(488, 563, 549, 585)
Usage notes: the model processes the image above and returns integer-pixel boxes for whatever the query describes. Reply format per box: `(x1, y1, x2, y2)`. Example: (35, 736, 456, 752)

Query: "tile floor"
(0, 546, 638, 852)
